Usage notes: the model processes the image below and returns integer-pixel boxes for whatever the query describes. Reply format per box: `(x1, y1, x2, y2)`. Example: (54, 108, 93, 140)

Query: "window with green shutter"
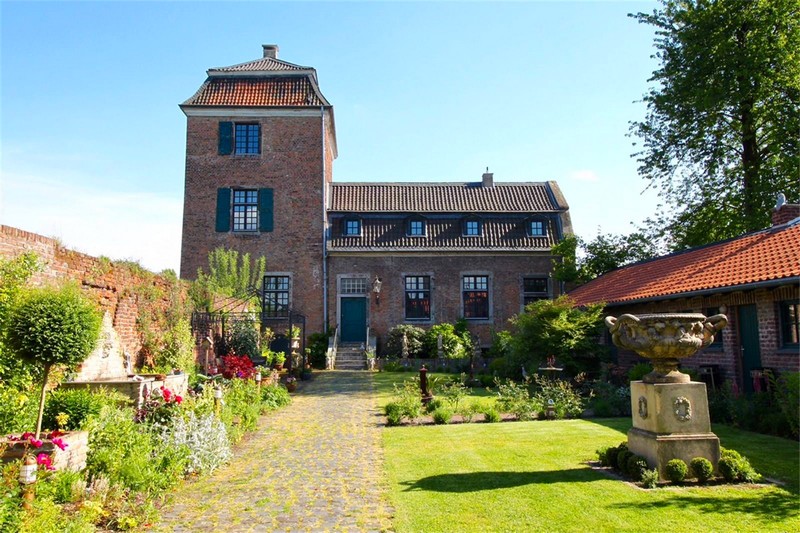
(215, 188, 232, 232)
(218, 122, 233, 155)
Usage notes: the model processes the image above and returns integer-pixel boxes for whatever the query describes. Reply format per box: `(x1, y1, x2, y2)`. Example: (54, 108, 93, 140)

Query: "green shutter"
(215, 188, 231, 232)
(259, 188, 274, 232)
(218, 122, 233, 155)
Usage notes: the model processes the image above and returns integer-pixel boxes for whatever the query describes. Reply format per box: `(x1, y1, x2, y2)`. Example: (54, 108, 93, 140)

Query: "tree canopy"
(630, 0, 800, 250)
(551, 232, 657, 284)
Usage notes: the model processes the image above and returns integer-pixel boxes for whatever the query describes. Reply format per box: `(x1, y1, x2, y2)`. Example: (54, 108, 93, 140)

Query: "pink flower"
(28, 437, 43, 448)
(36, 453, 54, 470)
(51, 438, 68, 451)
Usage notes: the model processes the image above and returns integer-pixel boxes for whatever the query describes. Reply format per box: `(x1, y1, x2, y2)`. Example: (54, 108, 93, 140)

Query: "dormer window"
(407, 217, 426, 237)
(528, 219, 545, 237)
(343, 218, 361, 236)
(463, 217, 481, 236)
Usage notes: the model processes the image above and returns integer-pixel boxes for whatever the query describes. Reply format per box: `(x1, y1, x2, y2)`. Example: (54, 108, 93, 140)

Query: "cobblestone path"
(157, 371, 393, 532)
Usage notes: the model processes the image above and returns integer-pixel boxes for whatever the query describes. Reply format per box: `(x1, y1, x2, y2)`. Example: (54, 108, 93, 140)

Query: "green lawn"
(380, 393, 799, 532)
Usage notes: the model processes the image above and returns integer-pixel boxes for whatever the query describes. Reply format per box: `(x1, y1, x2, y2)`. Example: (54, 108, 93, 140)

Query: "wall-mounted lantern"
(373, 276, 382, 304)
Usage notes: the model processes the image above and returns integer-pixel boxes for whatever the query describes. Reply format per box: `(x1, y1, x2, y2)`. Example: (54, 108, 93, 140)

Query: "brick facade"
(180, 112, 335, 335)
(606, 285, 799, 391)
(1, 225, 188, 368)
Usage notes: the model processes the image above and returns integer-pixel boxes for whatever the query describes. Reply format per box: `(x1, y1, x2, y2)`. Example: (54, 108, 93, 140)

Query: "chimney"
(771, 193, 800, 226)
(262, 44, 279, 59)
(482, 168, 494, 188)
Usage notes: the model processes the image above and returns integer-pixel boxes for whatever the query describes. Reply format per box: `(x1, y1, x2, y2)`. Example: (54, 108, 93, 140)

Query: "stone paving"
(157, 371, 394, 532)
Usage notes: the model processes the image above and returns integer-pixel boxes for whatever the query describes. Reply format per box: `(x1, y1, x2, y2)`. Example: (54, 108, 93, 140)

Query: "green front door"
(738, 304, 762, 394)
(341, 297, 367, 343)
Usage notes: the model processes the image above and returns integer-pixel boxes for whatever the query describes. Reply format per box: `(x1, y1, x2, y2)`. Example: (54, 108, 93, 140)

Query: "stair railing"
(326, 325, 339, 370)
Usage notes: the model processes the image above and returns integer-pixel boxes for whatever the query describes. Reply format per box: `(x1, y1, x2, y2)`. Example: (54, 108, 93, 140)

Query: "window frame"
(343, 218, 362, 237)
(407, 217, 427, 237)
(705, 307, 724, 349)
(462, 274, 490, 320)
(232, 189, 259, 232)
(463, 217, 482, 237)
(528, 219, 546, 237)
(262, 274, 291, 319)
(404, 275, 432, 321)
(779, 300, 800, 349)
(522, 276, 549, 308)
(234, 123, 261, 155)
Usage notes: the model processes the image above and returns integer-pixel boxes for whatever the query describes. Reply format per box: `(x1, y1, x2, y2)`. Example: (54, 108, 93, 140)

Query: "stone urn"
(606, 312, 728, 480)
(605, 313, 727, 383)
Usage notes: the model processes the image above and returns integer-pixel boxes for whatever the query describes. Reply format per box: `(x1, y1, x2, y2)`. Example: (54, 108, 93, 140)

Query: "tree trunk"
(35, 363, 52, 440)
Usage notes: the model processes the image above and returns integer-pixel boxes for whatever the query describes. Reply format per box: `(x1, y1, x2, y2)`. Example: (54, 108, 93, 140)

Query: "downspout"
(321, 106, 328, 329)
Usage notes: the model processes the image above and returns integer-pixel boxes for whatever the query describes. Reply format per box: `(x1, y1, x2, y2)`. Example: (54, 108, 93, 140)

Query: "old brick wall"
(607, 284, 799, 388)
(1, 225, 187, 368)
(328, 253, 562, 351)
(180, 113, 332, 335)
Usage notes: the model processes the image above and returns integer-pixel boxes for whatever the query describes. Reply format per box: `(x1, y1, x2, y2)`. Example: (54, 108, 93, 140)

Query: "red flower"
(174, 395, 183, 404)
(48, 430, 65, 438)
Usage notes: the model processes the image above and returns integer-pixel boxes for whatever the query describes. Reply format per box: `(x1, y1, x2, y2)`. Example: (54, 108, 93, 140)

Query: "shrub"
(385, 324, 427, 358)
(774, 371, 800, 439)
(425, 397, 445, 414)
(628, 363, 652, 382)
(495, 378, 540, 420)
(596, 446, 613, 467)
(432, 406, 454, 425)
(617, 450, 634, 476)
(458, 401, 479, 423)
(610, 443, 628, 471)
(4, 284, 102, 437)
(43, 386, 120, 431)
(161, 411, 231, 475)
(627, 455, 649, 482)
(158, 317, 195, 374)
(438, 377, 469, 411)
(260, 384, 291, 411)
(588, 381, 631, 417)
(641, 468, 659, 489)
(718, 448, 761, 483)
(307, 332, 330, 369)
(134, 386, 184, 427)
(0, 383, 38, 434)
(665, 459, 688, 483)
(385, 402, 404, 426)
(481, 406, 500, 423)
(221, 354, 256, 379)
(389, 379, 424, 423)
(227, 316, 260, 359)
(690, 457, 714, 483)
(531, 374, 583, 419)
(424, 323, 468, 359)
(487, 357, 509, 377)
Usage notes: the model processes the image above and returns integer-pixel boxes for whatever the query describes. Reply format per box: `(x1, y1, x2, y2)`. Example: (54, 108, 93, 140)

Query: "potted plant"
(273, 351, 286, 371)
(285, 376, 298, 392)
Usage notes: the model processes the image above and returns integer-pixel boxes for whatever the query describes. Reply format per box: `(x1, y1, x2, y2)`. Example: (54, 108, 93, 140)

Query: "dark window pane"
(781, 301, 800, 345)
(404, 275, 430, 319)
(263, 276, 290, 318)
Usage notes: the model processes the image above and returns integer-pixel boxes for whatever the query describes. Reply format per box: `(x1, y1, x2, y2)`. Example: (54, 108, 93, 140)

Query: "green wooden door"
(738, 304, 762, 394)
(341, 297, 367, 343)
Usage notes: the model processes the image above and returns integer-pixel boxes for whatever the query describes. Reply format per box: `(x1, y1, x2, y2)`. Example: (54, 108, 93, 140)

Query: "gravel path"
(157, 371, 393, 532)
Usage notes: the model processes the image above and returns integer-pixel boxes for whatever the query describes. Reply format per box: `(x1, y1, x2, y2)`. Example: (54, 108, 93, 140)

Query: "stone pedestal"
(628, 381, 720, 480)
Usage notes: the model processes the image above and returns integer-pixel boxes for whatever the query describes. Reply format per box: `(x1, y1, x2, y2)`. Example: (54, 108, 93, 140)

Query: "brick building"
(569, 201, 800, 393)
(180, 45, 571, 355)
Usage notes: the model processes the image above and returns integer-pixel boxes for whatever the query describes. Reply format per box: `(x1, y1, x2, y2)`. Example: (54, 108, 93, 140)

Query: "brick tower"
(179, 45, 336, 333)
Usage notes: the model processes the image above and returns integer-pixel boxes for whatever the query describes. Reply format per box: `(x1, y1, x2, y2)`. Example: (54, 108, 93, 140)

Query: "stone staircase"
(335, 343, 367, 370)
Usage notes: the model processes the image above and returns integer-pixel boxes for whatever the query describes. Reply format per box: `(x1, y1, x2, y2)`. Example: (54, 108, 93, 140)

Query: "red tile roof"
(569, 221, 800, 306)
(182, 77, 325, 107)
(209, 57, 310, 73)
(329, 182, 562, 213)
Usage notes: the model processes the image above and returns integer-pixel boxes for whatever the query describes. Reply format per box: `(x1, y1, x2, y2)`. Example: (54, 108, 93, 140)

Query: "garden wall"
(0, 225, 189, 369)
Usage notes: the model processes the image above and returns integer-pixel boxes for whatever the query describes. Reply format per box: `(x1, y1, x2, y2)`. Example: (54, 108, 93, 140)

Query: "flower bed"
(2, 430, 89, 471)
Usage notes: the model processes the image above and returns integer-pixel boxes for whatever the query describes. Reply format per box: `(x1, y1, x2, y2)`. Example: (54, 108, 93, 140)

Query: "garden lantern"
(255, 370, 262, 385)
(19, 454, 37, 509)
(546, 399, 556, 419)
(214, 385, 223, 414)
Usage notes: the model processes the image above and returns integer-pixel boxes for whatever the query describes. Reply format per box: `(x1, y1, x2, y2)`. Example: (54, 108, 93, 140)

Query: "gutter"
(600, 277, 800, 307)
(321, 106, 328, 329)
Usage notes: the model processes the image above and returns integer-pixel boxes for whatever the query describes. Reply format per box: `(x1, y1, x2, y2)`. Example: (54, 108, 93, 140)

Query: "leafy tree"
(190, 247, 266, 311)
(0, 253, 41, 385)
(4, 285, 101, 438)
(630, 0, 800, 250)
(509, 296, 608, 377)
(551, 232, 657, 284)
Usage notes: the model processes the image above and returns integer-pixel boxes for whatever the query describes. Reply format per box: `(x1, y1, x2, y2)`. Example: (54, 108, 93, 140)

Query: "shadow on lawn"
(401, 468, 600, 493)
(607, 491, 798, 522)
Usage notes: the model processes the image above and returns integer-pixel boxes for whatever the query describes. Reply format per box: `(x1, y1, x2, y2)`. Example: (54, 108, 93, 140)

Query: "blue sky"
(1, 1, 659, 273)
